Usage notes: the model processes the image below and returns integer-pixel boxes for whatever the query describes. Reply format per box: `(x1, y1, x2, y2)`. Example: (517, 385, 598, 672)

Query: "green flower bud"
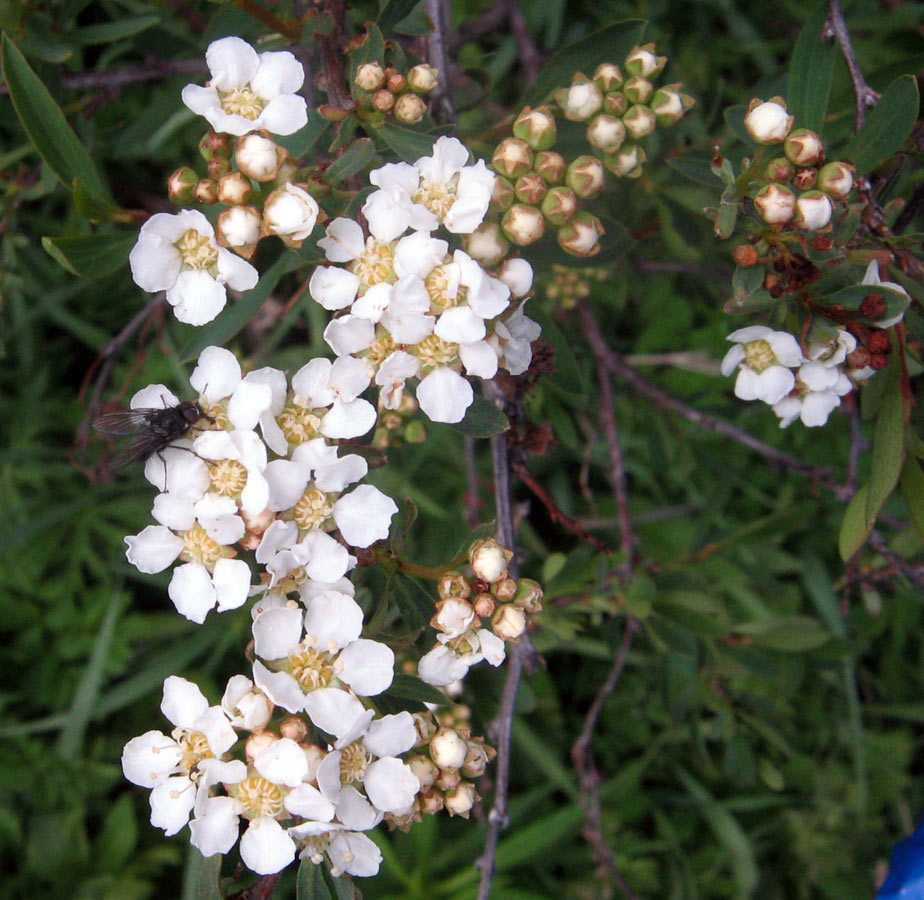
(513, 106, 558, 151)
(623, 104, 657, 140)
(744, 97, 793, 144)
(534, 150, 567, 184)
(764, 157, 794, 183)
(502, 204, 546, 245)
(784, 128, 825, 167)
(514, 173, 547, 206)
(193, 178, 218, 205)
(792, 167, 818, 190)
(372, 89, 395, 113)
(167, 167, 198, 204)
(625, 43, 666, 78)
(651, 85, 694, 125)
(464, 222, 509, 267)
(492, 137, 533, 179)
(566, 155, 605, 198)
(586, 114, 626, 154)
(490, 175, 515, 212)
(603, 92, 629, 116)
(540, 186, 578, 225)
(557, 74, 604, 121)
(593, 62, 624, 92)
(603, 143, 646, 178)
(394, 93, 426, 125)
(793, 190, 833, 231)
(817, 160, 855, 200)
(354, 62, 385, 92)
(198, 131, 232, 161)
(217, 171, 253, 206)
(623, 75, 653, 105)
(753, 183, 796, 225)
(557, 211, 604, 256)
(408, 63, 439, 93)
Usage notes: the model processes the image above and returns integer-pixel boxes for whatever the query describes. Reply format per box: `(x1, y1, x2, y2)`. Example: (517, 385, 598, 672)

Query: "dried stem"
(825, 0, 880, 130)
(317, 0, 353, 110)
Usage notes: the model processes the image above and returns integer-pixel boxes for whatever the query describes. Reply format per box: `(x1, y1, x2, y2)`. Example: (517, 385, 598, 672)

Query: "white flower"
(289, 357, 377, 440)
(263, 184, 319, 245)
(130, 210, 258, 325)
(418, 628, 506, 686)
(807, 329, 857, 367)
(720, 326, 804, 405)
(772, 363, 853, 427)
(416, 367, 474, 423)
(181, 36, 308, 136)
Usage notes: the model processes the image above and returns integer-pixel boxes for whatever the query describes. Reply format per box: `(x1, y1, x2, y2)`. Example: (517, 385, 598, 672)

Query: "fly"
(93, 400, 209, 469)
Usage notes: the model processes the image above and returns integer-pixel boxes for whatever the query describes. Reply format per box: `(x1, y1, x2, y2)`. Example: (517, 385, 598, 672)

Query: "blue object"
(878, 818, 924, 899)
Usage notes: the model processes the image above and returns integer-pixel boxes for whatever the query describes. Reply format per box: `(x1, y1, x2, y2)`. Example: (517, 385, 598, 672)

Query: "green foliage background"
(1, 1, 923, 898)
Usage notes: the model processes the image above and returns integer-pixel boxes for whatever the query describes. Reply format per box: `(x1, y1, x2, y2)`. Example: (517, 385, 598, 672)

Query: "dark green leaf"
(445, 396, 509, 438)
(724, 104, 750, 145)
(817, 282, 909, 325)
(667, 153, 722, 187)
(297, 859, 333, 900)
(845, 75, 920, 174)
(387, 673, 447, 706)
(528, 305, 586, 397)
(839, 484, 871, 561)
(523, 20, 646, 107)
(865, 351, 905, 526)
(276, 110, 330, 160)
(733, 615, 831, 652)
(374, 120, 437, 162)
(625, 573, 655, 619)
(41, 231, 136, 277)
(184, 849, 223, 900)
(387, 571, 433, 629)
(900, 456, 924, 543)
(451, 521, 497, 561)
(72, 15, 161, 44)
(73, 177, 117, 221)
(787, 5, 834, 133)
(322, 138, 376, 184)
(93, 794, 138, 872)
(377, 0, 423, 35)
(1, 33, 111, 202)
(350, 21, 385, 69)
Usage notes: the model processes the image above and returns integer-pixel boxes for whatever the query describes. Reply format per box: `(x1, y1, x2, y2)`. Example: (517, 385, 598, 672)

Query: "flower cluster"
(308, 136, 541, 423)
(351, 61, 439, 124)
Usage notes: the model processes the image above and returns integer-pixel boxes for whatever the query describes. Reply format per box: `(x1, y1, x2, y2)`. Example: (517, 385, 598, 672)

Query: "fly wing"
(92, 409, 157, 435)
(106, 433, 165, 470)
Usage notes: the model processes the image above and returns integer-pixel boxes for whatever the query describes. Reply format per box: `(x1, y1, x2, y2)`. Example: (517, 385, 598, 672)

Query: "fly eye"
(182, 404, 202, 425)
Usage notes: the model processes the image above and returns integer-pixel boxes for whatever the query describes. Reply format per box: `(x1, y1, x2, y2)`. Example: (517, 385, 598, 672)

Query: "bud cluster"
(352, 61, 438, 125)
(372, 392, 427, 449)
(543, 263, 611, 310)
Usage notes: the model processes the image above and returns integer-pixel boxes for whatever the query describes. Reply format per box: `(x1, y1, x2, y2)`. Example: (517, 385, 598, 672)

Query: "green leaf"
(528, 305, 586, 397)
(1, 33, 111, 203)
(387, 673, 447, 707)
(276, 109, 330, 160)
(523, 19, 646, 107)
(845, 75, 920, 174)
(93, 794, 138, 873)
(377, 0, 423, 35)
(445, 396, 509, 438)
(350, 21, 385, 69)
(816, 282, 909, 325)
(732, 615, 831, 652)
(625, 573, 655, 619)
(373, 120, 437, 162)
(182, 848, 223, 900)
(297, 859, 333, 900)
(41, 231, 136, 277)
(73, 177, 117, 221)
(71, 15, 161, 44)
(322, 138, 376, 184)
(839, 484, 871, 561)
(387, 571, 433, 629)
(786, 5, 834, 133)
(865, 352, 905, 527)
(900, 456, 924, 543)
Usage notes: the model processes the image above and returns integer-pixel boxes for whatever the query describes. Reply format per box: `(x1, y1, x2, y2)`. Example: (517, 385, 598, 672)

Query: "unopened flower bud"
(491, 175, 515, 212)
(534, 150, 567, 184)
(847, 346, 871, 370)
(623, 75, 653, 105)
(431, 597, 475, 636)
(492, 604, 527, 640)
(540, 185, 578, 225)
(395, 93, 427, 124)
(651, 85, 694, 125)
(792, 167, 818, 190)
(558, 211, 604, 256)
(236, 132, 284, 182)
(430, 727, 468, 769)
(733, 244, 760, 267)
(492, 137, 533, 179)
(604, 142, 646, 178)
(405, 419, 427, 443)
(444, 782, 477, 817)
(438, 572, 472, 600)
(515, 578, 543, 613)
(274, 158, 298, 186)
(199, 130, 231, 160)
(623, 104, 657, 140)
(625, 43, 666, 78)
(793, 190, 833, 231)
(470, 538, 512, 582)
(859, 293, 887, 319)
(464, 222, 509, 267)
(461, 740, 491, 778)
(387, 71, 408, 93)
(167, 166, 198, 204)
(603, 92, 629, 116)
(217, 206, 262, 257)
(869, 330, 891, 352)
(354, 61, 386, 92)
(744, 98, 793, 144)
(593, 62, 624, 92)
(193, 178, 218, 204)
(408, 64, 439, 93)
(586, 114, 627, 153)
(245, 730, 278, 762)
(817, 161, 855, 200)
(784, 128, 825, 167)
(513, 106, 558, 151)
(263, 183, 320, 247)
(372, 89, 396, 113)
(435, 767, 462, 791)
(279, 715, 308, 742)
(765, 157, 794, 183)
(502, 203, 545, 245)
(566, 155, 605, 198)
(754, 183, 796, 225)
(871, 352, 890, 370)
(217, 171, 253, 205)
(472, 592, 497, 619)
(412, 712, 438, 745)
(492, 577, 518, 601)
(419, 787, 445, 815)
(558, 76, 604, 121)
(514, 172, 547, 205)
(409, 755, 439, 789)
(207, 155, 231, 179)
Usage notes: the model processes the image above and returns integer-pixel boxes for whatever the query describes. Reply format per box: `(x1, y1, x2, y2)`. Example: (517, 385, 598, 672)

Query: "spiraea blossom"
(181, 36, 309, 136)
(130, 209, 258, 325)
(720, 326, 803, 405)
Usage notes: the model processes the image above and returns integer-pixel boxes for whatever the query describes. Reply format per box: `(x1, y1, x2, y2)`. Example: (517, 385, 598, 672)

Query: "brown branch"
(317, 0, 354, 111)
(425, 0, 456, 122)
(868, 531, 924, 592)
(0, 59, 208, 96)
(825, 0, 880, 130)
(508, 4, 543, 87)
(231, 873, 281, 900)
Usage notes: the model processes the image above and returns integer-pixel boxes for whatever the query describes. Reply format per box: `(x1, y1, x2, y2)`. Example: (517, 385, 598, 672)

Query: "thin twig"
(868, 531, 924, 592)
(464, 436, 483, 528)
(508, 4, 543, 87)
(317, 0, 353, 111)
(825, 0, 880, 130)
(0, 59, 208, 96)
(425, 0, 456, 122)
(624, 352, 723, 377)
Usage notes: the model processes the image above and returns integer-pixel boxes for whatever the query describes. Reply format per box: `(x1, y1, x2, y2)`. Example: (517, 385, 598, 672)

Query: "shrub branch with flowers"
(3, 1, 924, 898)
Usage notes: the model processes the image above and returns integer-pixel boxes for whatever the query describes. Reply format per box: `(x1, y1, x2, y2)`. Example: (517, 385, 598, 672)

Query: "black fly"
(93, 401, 208, 470)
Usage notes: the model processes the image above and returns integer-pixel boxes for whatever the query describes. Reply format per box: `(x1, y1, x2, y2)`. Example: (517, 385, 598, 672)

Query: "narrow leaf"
(72, 15, 161, 44)
(865, 354, 905, 526)
(845, 75, 920, 174)
(322, 138, 376, 184)
(297, 858, 333, 900)
(787, 5, 835, 133)
(374, 120, 437, 162)
(900, 456, 924, 543)
(446, 396, 509, 437)
(276, 109, 330, 160)
(386, 673, 447, 706)
(182, 847, 223, 900)
(839, 483, 871, 561)
(42, 232, 136, 277)
(377, 0, 422, 35)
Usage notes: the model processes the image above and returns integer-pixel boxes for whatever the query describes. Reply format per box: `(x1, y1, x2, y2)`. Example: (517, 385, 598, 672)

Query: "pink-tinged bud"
(540, 185, 578, 225)
(409, 755, 439, 789)
(566, 155, 606, 198)
(435, 768, 461, 791)
(625, 43, 667, 77)
(784, 128, 825, 167)
(438, 572, 472, 600)
(791, 167, 818, 190)
(492, 604, 527, 640)
(586, 114, 627, 154)
(623, 75, 653, 105)
(395, 93, 427, 124)
(502, 203, 545, 245)
(461, 740, 492, 778)
(386, 71, 408, 93)
(603, 92, 629, 116)
(558, 75, 604, 121)
(514, 172, 547, 206)
(217, 206, 262, 258)
(444, 782, 477, 818)
(793, 190, 833, 231)
(464, 222, 510, 267)
(492, 577, 518, 602)
(470, 538, 513, 582)
(514, 577, 544, 613)
(245, 731, 278, 763)
(490, 175, 515, 212)
(764, 157, 794, 183)
(372, 89, 396, 113)
(199, 130, 232, 161)
(471, 591, 497, 619)
(430, 727, 468, 769)
(419, 786, 445, 815)
(593, 62, 624, 92)
(817, 160, 855, 200)
(430, 597, 475, 636)
(558, 211, 604, 256)
(236, 132, 284, 182)
(534, 150, 567, 184)
(279, 715, 308, 742)
(604, 142, 646, 178)
(319, 103, 354, 121)
(513, 105, 558, 151)
(192, 178, 218, 204)
(263, 183, 320, 247)
(217, 171, 253, 206)
(408, 63, 439, 93)
(754, 183, 796, 225)
(207, 155, 231, 179)
(354, 61, 386, 92)
(492, 137, 533, 179)
(623, 104, 657, 140)
(744, 98, 793, 144)
(167, 167, 198, 204)
(651, 85, 694, 125)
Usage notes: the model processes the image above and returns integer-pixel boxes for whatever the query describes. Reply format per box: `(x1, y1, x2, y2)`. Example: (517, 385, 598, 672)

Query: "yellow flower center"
(415, 335, 458, 368)
(219, 86, 265, 120)
(351, 239, 396, 287)
(339, 742, 370, 785)
(176, 229, 219, 270)
(234, 774, 286, 818)
(290, 647, 335, 690)
(414, 176, 457, 219)
(210, 459, 248, 498)
(297, 833, 331, 863)
(198, 403, 229, 430)
(367, 334, 396, 366)
(279, 406, 323, 445)
(425, 265, 462, 312)
(743, 339, 777, 373)
(181, 524, 223, 567)
(178, 730, 214, 773)
(293, 488, 334, 531)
